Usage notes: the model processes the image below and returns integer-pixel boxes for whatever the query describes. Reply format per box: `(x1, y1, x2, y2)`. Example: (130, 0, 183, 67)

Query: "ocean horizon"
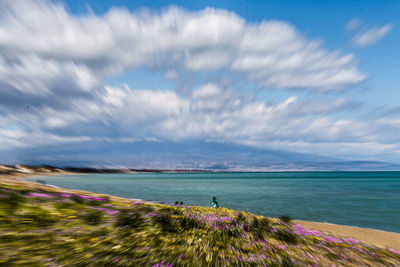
(30, 171, 400, 233)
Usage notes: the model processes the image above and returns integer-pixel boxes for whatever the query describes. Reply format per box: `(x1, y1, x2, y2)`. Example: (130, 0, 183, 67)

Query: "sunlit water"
(30, 172, 400, 233)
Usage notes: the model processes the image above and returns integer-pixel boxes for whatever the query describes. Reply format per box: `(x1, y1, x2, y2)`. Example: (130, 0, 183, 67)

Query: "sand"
(1, 171, 399, 250)
(295, 220, 400, 250)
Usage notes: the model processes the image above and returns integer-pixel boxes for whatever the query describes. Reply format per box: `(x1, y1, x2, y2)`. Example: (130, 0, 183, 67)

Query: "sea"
(29, 172, 400, 233)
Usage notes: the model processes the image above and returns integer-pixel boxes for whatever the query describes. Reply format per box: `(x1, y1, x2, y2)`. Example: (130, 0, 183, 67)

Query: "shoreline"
(1, 171, 399, 250)
(294, 219, 400, 251)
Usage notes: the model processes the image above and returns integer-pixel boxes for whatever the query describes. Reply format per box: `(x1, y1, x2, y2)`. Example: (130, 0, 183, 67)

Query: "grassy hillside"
(0, 182, 399, 266)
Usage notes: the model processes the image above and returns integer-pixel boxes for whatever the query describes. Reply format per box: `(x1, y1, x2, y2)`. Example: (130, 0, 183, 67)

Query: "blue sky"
(70, 0, 400, 107)
(0, 0, 399, 168)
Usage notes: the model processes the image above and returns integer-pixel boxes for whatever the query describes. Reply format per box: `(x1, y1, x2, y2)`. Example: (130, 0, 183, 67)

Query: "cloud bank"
(0, 0, 399, 163)
(0, 0, 365, 94)
(3, 82, 400, 162)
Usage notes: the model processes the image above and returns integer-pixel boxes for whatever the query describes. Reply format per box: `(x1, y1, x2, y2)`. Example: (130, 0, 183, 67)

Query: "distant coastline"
(2, 164, 400, 176)
(0, 164, 215, 177)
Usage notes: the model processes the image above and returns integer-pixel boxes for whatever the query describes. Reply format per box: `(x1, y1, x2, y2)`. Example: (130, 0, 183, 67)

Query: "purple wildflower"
(94, 207, 109, 211)
(323, 246, 334, 253)
(311, 230, 322, 236)
(91, 197, 106, 201)
(345, 238, 359, 244)
(0, 189, 13, 192)
(60, 193, 71, 197)
(389, 248, 400, 255)
(153, 261, 165, 267)
(325, 236, 342, 243)
(27, 192, 52, 198)
(107, 210, 118, 215)
(78, 195, 106, 201)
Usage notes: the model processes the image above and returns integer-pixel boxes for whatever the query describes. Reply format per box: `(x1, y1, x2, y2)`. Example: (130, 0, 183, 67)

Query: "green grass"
(0, 182, 399, 266)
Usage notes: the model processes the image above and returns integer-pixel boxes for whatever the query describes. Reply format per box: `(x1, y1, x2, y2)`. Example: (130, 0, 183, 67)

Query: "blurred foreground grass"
(0, 182, 399, 266)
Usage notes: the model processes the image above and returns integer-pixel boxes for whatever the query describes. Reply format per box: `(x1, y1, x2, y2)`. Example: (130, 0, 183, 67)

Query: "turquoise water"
(30, 172, 400, 233)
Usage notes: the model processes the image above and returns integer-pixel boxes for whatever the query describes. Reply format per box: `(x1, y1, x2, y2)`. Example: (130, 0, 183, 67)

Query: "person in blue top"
(212, 196, 219, 208)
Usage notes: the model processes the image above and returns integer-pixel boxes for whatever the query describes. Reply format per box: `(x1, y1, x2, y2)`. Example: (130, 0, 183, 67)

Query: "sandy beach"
(295, 220, 400, 251)
(1, 170, 399, 251)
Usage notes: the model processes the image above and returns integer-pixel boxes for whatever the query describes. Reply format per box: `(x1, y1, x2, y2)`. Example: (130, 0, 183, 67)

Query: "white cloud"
(0, 54, 99, 98)
(345, 18, 362, 32)
(232, 40, 365, 92)
(348, 21, 393, 47)
(192, 83, 222, 98)
(164, 70, 179, 80)
(4, 83, 398, 161)
(0, 0, 365, 93)
(0, 127, 92, 150)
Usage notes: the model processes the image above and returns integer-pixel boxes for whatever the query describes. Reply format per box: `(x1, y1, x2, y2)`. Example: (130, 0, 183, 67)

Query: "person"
(212, 196, 219, 208)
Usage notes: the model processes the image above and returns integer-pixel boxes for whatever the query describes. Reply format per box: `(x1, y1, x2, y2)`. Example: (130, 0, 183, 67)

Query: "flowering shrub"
(0, 182, 399, 266)
(81, 209, 104, 225)
(279, 215, 293, 224)
(1, 192, 25, 213)
(273, 229, 299, 244)
(115, 209, 144, 229)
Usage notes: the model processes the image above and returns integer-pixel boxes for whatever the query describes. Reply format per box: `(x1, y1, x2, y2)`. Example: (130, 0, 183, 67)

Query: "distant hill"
(2, 140, 400, 171)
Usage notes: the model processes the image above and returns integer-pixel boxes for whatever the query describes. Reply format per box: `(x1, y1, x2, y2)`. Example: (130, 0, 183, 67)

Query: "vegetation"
(0, 182, 399, 266)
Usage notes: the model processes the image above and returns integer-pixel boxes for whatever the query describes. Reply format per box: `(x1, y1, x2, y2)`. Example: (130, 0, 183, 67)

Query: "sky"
(0, 0, 399, 168)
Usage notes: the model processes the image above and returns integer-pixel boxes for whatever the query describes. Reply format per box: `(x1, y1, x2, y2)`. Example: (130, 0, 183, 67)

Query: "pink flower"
(60, 193, 71, 197)
(78, 195, 106, 201)
(91, 197, 106, 201)
(389, 248, 400, 255)
(0, 189, 13, 192)
(107, 210, 118, 215)
(345, 238, 359, 243)
(95, 207, 108, 211)
(323, 246, 334, 253)
(27, 192, 52, 198)
(325, 236, 342, 243)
